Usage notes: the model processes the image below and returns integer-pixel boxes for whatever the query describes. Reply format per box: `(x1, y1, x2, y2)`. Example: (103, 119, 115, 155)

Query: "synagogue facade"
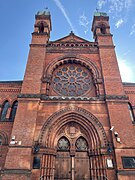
(0, 10, 135, 180)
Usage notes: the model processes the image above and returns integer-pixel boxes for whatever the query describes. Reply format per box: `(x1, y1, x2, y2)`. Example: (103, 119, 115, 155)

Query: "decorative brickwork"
(0, 11, 135, 180)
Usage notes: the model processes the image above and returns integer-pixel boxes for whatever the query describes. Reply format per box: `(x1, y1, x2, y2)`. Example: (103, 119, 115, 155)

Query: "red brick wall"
(0, 81, 22, 170)
(0, 13, 135, 180)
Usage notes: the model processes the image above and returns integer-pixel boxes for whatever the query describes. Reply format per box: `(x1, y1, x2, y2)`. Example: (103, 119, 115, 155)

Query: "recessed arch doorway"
(54, 123, 106, 180)
(39, 107, 108, 180)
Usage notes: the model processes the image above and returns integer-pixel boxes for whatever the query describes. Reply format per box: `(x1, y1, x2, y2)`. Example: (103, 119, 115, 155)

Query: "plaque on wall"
(33, 157, 40, 169)
(106, 158, 113, 168)
(122, 157, 135, 169)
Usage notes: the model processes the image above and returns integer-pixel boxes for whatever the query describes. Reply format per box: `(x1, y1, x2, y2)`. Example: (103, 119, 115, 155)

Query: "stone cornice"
(46, 42, 98, 54)
(0, 169, 31, 175)
(46, 49, 98, 54)
(0, 120, 14, 123)
(17, 94, 105, 101)
(30, 44, 46, 47)
(125, 91, 135, 94)
(46, 42, 98, 48)
(32, 32, 49, 36)
(0, 89, 21, 93)
(117, 170, 135, 175)
(0, 81, 22, 84)
(18, 94, 41, 99)
(41, 95, 104, 101)
(17, 94, 130, 102)
(105, 95, 129, 100)
(98, 45, 115, 48)
(123, 82, 135, 86)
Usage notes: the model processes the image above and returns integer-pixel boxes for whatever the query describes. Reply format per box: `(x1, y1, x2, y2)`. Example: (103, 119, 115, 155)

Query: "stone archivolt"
(39, 106, 108, 149)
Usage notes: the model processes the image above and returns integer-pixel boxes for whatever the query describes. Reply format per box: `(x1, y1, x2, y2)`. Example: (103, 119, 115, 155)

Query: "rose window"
(52, 63, 93, 96)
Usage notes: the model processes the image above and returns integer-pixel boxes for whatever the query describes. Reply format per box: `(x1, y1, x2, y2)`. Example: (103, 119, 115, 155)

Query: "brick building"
(0, 10, 135, 180)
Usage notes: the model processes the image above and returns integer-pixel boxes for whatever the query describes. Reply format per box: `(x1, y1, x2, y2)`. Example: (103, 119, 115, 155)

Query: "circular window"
(52, 63, 93, 96)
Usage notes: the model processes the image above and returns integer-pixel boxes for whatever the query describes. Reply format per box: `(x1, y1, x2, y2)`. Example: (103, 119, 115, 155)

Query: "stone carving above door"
(65, 122, 80, 139)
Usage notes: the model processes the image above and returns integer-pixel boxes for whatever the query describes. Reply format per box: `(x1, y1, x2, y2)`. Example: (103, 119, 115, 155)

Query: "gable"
(51, 32, 91, 43)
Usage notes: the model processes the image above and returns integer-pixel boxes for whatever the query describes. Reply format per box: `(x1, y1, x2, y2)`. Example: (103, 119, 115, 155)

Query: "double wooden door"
(54, 151, 90, 180)
(41, 136, 107, 179)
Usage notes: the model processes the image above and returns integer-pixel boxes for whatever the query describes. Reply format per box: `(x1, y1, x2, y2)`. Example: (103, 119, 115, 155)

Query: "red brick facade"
(0, 11, 135, 180)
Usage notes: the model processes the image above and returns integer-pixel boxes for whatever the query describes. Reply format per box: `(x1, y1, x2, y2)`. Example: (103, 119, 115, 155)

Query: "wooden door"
(54, 136, 106, 180)
(74, 137, 90, 180)
(74, 152, 90, 180)
(54, 151, 71, 180)
(54, 137, 71, 180)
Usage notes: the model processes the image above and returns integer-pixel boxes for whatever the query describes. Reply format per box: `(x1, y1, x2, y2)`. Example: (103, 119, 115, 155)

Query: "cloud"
(118, 57, 135, 82)
(109, 0, 124, 13)
(97, 0, 134, 13)
(53, 0, 78, 34)
(124, 0, 133, 9)
(115, 18, 124, 28)
(97, 0, 106, 9)
(96, 0, 134, 30)
(79, 13, 89, 34)
(108, 0, 134, 13)
(130, 23, 135, 35)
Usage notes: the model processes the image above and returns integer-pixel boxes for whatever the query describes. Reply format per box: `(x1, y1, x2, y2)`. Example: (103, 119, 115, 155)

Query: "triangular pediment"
(52, 32, 91, 43)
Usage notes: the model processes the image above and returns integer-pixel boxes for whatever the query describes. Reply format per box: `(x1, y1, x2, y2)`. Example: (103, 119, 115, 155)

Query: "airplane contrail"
(53, 0, 78, 35)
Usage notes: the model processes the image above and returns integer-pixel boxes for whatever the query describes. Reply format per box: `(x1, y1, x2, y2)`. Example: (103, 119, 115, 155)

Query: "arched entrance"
(54, 123, 106, 180)
(39, 107, 108, 180)
(55, 136, 90, 180)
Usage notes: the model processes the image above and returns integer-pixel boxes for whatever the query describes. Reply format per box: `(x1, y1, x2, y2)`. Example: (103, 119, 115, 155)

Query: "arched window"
(100, 24, 106, 34)
(0, 135, 2, 145)
(38, 22, 44, 33)
(57, 137, 70, 151)
(9, 101, 18, 121)
(128, 103, 135, 123)
(76, 137, 88, 151)
(0, 101, 10, 121)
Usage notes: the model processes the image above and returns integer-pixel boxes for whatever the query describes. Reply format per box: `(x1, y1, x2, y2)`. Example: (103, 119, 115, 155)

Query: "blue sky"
(0, 0, 135, 82)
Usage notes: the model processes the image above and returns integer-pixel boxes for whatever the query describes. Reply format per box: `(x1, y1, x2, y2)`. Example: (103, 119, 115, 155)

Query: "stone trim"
(0, 81, 22, 84)
(117, 170, 135, 175)
(44, 55, 101, 82)
(47, 41, 98, 48)
(125, 91, 135, 94)
(0, 89, 21, 93)
(39, 106, 108, 148)
(30, 44, 46, 47)
(123, 82, 135, 86)
(105, 95, 129, 100)
(0, 119, 13, 123)
(46, 49, 98, 54)
(35, 14, 50, 20)
(32, 32, 49, 36)
(0, 169, 31, 175)
(18, 94, 41, 98)
(41, 95, 104, 101)
(46, 42, 98, 53)
(17, 94, 130, 101)
(18, 94, 105, 101)
(98, 45, 115, 48)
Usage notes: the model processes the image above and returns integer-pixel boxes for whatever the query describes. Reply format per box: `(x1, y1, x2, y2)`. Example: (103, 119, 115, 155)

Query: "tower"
(0, 10, 135, 180)
(92, 12, 135, 180)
